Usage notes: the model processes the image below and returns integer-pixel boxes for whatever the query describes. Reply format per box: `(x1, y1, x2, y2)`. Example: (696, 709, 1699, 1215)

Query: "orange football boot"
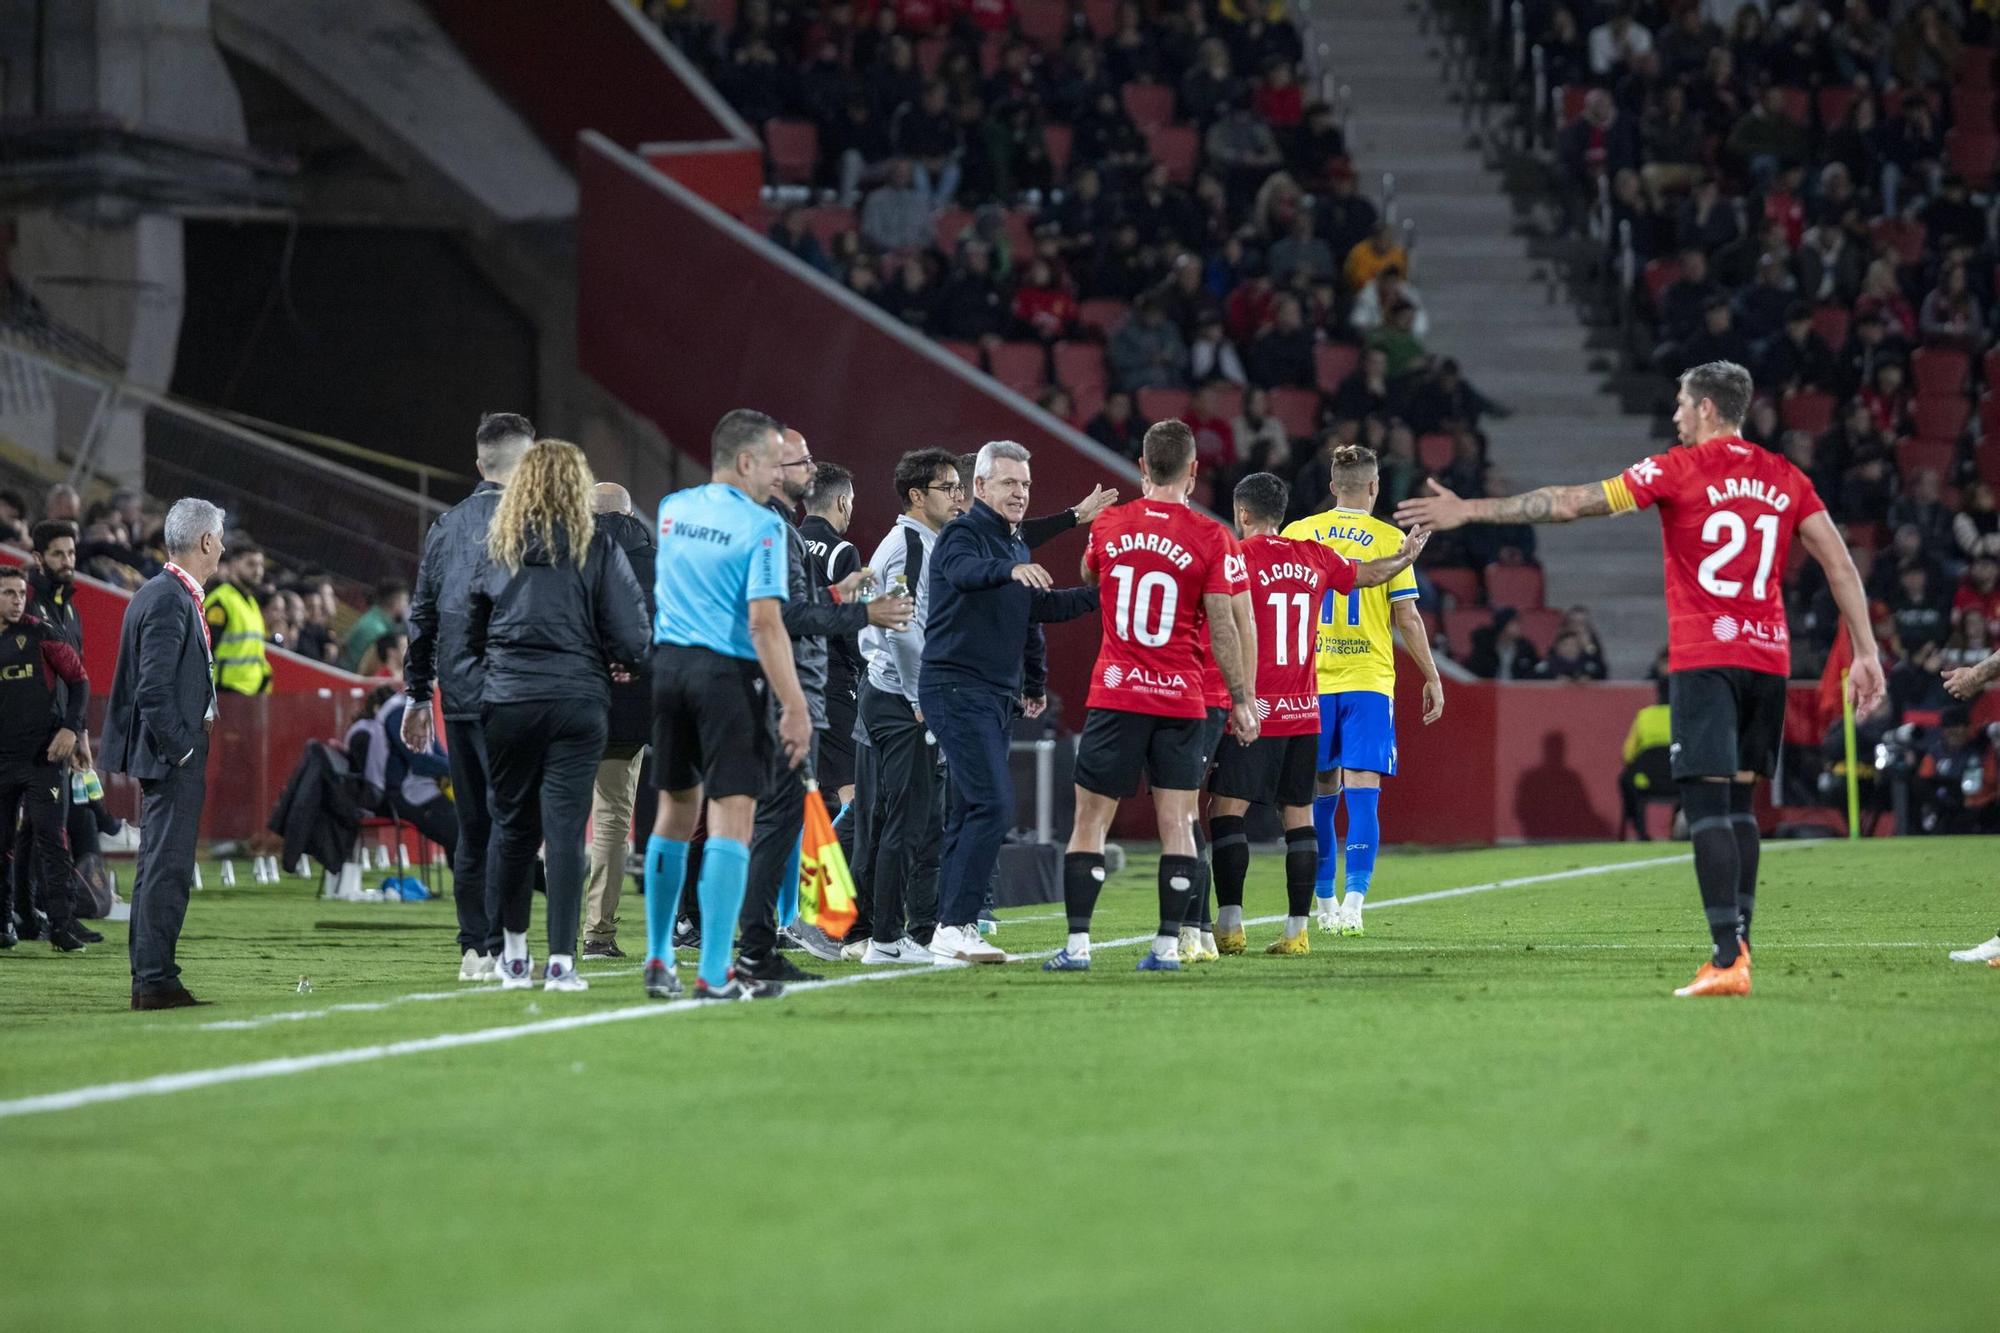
(1673, 951, 1752, 997)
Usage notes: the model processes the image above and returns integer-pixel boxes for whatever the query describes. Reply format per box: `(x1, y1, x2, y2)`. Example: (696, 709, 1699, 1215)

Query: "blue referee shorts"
(1316, 691, 1397, 776)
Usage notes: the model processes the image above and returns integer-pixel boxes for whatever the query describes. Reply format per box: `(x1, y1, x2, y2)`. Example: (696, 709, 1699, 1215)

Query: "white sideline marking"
(0, 844, 1829, 1121)
(195, 967, 642, 1031)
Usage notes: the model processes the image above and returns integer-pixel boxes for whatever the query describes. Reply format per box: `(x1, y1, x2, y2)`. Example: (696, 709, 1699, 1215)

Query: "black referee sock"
(1730, 782, 1760, 944)
(1210, 817, 1250, 910)
(1681, 780, 1740, 966)
(1063, 852, 1107, 935)
(1158, 854, 1201, 939)
(1283, 826, 1319, 919)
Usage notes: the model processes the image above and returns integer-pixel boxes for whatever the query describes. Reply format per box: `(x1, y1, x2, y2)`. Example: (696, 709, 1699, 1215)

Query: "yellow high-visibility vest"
(205, 581, 271, 695)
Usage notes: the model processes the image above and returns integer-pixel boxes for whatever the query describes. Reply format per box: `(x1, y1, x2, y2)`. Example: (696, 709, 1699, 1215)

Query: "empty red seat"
(1911, 394, 1971, 444)
(1443, 606, 1494, 659)
(1313, 343, 1359, 393)
(1957, 44, 1996, 87)
(802, 205, 856, 249)
(1953, 87, 1996, 130)
(1775, 86, 1811, 126)
(932, 206, 976, 252)
(1122, 83, 1176, 130)
(1083, 0, 1115, 35)
(987, 341, 1047, 394)
(1001, 208, 1036, 261)
(1912, 347, 1970, 396)
(1268, 386, 1320, 439)
(1137, 387, 1192, 424)
(1514, 606, 1565, 654)
(1205, 383, 1244, 420)
(1416, 432, 1455, 471)
(1894, 437, 1955, 482)
(763, 119, 819, 185)
(1816, 86, 1856, 130)
(1780, 390, 1836, 435)
(1016, 0, 1068, 50)
(1870, 216, 1926, 265)
(1810, 304, 1850, 349)
(1069, 381, 1106, 423)
(1483, 562, 1546, 610)
(1554, 85, 1589, 127)
(1945, 128, 1998, 189)
(1143, 124, 1199, 183)
(1076, 299, 1130, 338)
(1425, 567, 1481, 608)
(1052, 340, 1107, 391)
(1043, 123, 1073, 178)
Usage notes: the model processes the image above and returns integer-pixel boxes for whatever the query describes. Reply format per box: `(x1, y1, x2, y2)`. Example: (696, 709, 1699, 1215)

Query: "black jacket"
(920, 500, 1097, 698)
(100, 571, 217, 781)
(267, 740, 364, 875)
(597, 510, 657, 750)
(406, 482, 502, 721)
(466, 524, 651, 711)
(772, 498, 871, 730)
(800, 514, 864, 716)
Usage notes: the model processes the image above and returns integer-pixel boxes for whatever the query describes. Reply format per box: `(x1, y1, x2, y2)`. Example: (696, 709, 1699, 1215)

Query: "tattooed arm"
(1393, 479, 1619, 531)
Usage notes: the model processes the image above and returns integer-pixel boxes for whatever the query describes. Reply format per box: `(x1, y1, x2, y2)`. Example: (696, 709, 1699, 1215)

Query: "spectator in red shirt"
(1854, 258, 1917, 340)
(1857, 358, 1911, 436)
(1011, 259, 1079, 342)
(1223, 272, 1276, 344)
(1955, 556, 2000, 627)
(1252, 56, 1303, 131)
(1186, 379, 1238, 478)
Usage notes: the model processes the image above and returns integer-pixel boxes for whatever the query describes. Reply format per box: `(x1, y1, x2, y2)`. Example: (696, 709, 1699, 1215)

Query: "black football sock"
(1284, 826, 1319, 918)
(1063, 852, 1107, 935)
(1681, 780, 1740, 967)
(1209, 817, 1250, 911)
(1730, 781, 1760, 945)
(1158, 854, 1201, 940)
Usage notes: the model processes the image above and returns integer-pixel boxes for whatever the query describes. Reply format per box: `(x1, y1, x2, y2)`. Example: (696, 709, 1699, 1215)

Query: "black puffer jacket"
(597, 509, 657, 749)
(465, 522, 650, 710)
(406, 482, 502, 721)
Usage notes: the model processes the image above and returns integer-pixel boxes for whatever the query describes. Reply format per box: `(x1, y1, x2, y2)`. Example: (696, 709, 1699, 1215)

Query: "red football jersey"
(1605, 435, 1826, 674)
(1239, 535, 1358, 735)
(1086, 498, 1245, 718)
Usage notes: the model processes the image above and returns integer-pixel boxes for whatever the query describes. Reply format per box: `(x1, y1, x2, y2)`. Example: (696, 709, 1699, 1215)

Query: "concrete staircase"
(1304, 0, 1666, 675)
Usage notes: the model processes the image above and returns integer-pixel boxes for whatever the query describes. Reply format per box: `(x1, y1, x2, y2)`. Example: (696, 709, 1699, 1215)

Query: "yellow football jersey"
(1279, 506, 1418, 697)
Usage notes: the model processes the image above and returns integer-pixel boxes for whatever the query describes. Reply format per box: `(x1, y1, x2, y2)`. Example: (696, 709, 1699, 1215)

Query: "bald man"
(582, 479, 655, 958)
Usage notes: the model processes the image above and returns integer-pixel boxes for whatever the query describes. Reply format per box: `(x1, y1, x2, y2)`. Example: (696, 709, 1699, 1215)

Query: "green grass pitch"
(4, 837, 1997, 1331)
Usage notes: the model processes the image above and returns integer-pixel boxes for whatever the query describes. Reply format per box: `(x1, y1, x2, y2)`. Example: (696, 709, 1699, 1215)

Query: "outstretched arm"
(1394, 479, 1618, 531)
(1352, 527, 1431, 587)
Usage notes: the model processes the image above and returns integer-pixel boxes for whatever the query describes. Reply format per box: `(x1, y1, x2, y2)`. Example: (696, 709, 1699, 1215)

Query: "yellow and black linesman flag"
(798, 778, 858, 940)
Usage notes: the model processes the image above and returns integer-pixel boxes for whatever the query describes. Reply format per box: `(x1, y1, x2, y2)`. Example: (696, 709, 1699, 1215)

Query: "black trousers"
(390, 791, 460, 865)
(740, 730, 817, 959)
(483, 696, 605, 959)
(443, 718, 501, 956)
(131, 747, 207, 993)
(860, 682, 942, 945)
(847, 737, 879, 941)
(1, 759, 74, 931)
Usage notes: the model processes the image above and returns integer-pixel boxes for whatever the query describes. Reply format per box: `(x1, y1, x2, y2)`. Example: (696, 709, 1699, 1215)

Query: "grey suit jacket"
(100, 572, 218, 782)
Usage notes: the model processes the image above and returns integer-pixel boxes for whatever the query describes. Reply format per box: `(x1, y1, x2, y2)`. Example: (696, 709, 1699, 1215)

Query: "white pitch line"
(194, 966, 644, 1031)
(0, 843, 1831, 1121)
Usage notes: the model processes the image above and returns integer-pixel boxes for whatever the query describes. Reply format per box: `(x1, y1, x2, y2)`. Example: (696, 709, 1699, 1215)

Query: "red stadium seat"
(1945, 128, 1999, 189)
(937, 340, 983, 368)
(933, 206, 976, 252)
(1984, 346, 2000, 388)
(1143, 124, 1199, 183)
(1978, 441, 2000, 490)
(1076, 298, 1130, 339)
(1425, 567, 1481, 608)
(1958, 44, 1996, 87)
(1870, 216, 1926, 265)
(1122, 83, 1176, 130)
(1416, 432, 1455, 472)
(1043, 123, 1073, 178)
(916, 36, 948, 76)
(1894, 437, 1955, 482)
(1912, 347, 1970, 396)
(1554, 85, 1589, 128)
(1780, 390, 1836, 435)
(1483, 563, 1546, 610)
(1911, 394, 1971, 444)
(1982, 392, 2000, 439)
(987, 341, 1047, 395)
(1069, 381, 1106, 423)
(802, 205, 856, 249)
(1053, 340, 1107, 392)
(1953, 87, 1996, 130)
(1642, 257, 1681, 306)
(1313, 343, 1359, 394)
(762, 119, 819, 185)
(1001, 208, 1037, 262)
(1815, 86, 1855, 130)
(1137, 387, 1192, 424)
(1775, 86, 1811, 126)
(978, 32, 1005, 76)
(1809, 304, 1850, 350)
(1083, 0, 1116, 36)
(1206, 383, 1244, 420)
(1443, 606, 1494, 659)
(1514, 607, 1565, 654)
(1016, 0, 1067, 51)
(1268, 386, 1320, 440)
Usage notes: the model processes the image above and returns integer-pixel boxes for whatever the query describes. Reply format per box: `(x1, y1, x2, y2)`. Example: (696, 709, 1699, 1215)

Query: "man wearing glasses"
(735, 427, 913, 985)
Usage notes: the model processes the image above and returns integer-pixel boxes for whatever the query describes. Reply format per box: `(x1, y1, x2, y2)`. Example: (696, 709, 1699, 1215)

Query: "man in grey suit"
(100, 498, 223, 1011)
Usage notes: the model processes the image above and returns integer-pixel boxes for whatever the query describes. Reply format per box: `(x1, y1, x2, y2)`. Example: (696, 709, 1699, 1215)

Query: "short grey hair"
(162, 498, 225, 556)
(974, 440, 1031, 480)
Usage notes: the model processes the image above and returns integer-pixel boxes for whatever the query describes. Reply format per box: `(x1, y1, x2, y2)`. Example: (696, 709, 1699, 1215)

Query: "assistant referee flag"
(798, 780, 858, 940)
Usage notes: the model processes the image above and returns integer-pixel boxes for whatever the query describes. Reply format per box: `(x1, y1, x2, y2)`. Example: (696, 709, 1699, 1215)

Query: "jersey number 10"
(1697, 511, 1781, 599)
(1108, 565, 1181, 647)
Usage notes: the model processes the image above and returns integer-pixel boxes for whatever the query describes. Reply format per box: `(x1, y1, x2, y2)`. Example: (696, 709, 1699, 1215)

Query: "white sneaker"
(1314, 900, 1340, 933)
(1337, 895, 1365, 937)
(839, 938, 869, 962)
(931, 924, 1007, 964)
(1948, 933, 2000, 963)
(100, 821, 141, 854)
(459, 949, 495, 982)
(896, 936, 936, 964)
(543, 957, 588, 992)
(496, 955, 534, 990)
(860, 939, 906, 965)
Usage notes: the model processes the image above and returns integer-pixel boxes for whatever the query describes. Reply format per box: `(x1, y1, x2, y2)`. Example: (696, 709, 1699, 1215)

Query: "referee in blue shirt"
(640, 409, 813, 1002)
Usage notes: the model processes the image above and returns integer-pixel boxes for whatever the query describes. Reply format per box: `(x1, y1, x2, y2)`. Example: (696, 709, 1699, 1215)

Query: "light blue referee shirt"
(654, 483, 789, 660)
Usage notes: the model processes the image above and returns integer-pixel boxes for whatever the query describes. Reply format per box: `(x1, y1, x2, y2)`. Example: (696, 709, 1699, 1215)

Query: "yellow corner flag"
(798, 780, 858, 940)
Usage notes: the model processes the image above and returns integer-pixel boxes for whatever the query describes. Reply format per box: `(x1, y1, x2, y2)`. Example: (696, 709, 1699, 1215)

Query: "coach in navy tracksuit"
(918, 441, 1096, 963)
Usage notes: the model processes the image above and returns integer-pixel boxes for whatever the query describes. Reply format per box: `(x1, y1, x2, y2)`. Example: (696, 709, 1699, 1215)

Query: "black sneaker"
(48, 922, 90, 953)
(73, 924, 105, 944)
(582, 939, 625, 960)
(672, 917, 701, 951)
(735, 950, 823, 984)
(693, 973, 783, 1001)
(642, 958, 684, 999)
